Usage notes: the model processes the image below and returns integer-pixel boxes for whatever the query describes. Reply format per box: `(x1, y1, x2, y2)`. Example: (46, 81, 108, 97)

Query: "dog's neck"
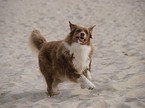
(64, 42, 91, 56)
(63, 42, 91, 73)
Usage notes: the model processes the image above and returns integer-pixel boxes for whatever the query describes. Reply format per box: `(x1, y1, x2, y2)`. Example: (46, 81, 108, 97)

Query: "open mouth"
(76, 36, 85, 43)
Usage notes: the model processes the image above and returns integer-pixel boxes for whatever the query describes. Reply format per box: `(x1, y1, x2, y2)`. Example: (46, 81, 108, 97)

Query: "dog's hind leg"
(45, 75, 55, 97)
(53, 78, 62, 95)
(39, 56, 56, 97)
(45, 76, 62, 96)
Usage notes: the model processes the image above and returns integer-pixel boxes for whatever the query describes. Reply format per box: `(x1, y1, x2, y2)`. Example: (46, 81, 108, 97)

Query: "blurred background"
(0, 0, 145, 108)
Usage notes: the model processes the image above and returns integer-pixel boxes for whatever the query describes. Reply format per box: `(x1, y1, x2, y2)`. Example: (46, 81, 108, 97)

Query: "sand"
(0, 0, 145, 108)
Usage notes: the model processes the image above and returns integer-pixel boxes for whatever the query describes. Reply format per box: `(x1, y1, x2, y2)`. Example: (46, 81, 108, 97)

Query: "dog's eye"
(76, 29, 81, 33)
(84, 30, 88, 34)
(90, 34, 92, 38)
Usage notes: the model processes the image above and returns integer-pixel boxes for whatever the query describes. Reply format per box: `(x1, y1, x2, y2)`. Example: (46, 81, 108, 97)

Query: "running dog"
(29, 22, 96, 96)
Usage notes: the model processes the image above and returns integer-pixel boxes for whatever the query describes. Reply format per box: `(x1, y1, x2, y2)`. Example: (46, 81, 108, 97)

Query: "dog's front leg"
(83, 69, 92, 80)
(78, 75, 95, 90)
(81, 69, 92, 89)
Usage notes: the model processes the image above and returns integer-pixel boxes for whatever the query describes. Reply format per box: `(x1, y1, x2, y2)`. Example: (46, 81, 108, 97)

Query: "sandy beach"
(0, 0, 145, 108)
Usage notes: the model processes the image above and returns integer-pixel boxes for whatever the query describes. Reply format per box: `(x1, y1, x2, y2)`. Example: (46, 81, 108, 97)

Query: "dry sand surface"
(0, 0, 145, 108)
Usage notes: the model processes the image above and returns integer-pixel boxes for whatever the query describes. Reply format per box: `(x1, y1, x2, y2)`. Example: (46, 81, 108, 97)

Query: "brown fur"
(29, 22, 95, 96)
(30, 30, 46, 50)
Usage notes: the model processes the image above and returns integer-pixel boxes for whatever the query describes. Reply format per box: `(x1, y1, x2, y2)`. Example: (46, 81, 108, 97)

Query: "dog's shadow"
(0, 89, 81, 105)
(0, 90, 48, 105)
(0, 85, 112, 105)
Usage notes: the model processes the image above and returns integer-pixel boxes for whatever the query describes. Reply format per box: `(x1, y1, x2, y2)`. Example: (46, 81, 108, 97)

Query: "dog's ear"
(69, 21, 77, 32)
(88, 25, 96, 38)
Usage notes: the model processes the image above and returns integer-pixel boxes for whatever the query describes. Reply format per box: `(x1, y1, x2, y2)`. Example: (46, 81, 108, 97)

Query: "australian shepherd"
(29, 22, 96, 97)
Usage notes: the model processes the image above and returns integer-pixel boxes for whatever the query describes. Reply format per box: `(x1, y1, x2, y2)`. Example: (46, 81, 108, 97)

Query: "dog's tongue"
(79, 37, 85, 42)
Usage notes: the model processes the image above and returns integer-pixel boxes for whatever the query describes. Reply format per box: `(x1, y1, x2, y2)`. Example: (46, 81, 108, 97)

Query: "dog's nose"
(81, 32, 85, 36)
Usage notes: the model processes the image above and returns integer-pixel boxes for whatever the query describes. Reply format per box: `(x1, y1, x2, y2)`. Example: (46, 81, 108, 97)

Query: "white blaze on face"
(77, 31, 86, 44)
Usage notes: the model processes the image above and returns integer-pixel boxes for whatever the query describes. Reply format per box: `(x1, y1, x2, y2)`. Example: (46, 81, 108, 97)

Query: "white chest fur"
(64, 42, 91, 73)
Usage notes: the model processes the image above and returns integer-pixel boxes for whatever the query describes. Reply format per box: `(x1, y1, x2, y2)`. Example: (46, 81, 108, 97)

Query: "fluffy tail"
(29, 30, 46, 54)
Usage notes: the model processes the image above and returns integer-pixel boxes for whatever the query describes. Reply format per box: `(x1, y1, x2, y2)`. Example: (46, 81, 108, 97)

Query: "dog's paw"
(84, 81, 96, 90)
(82, 77, 95, 90)
(78, 75, 95, 90)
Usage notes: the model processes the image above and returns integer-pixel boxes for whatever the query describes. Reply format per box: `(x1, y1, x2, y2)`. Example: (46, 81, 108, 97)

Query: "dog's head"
(65, 21, 95, 45)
